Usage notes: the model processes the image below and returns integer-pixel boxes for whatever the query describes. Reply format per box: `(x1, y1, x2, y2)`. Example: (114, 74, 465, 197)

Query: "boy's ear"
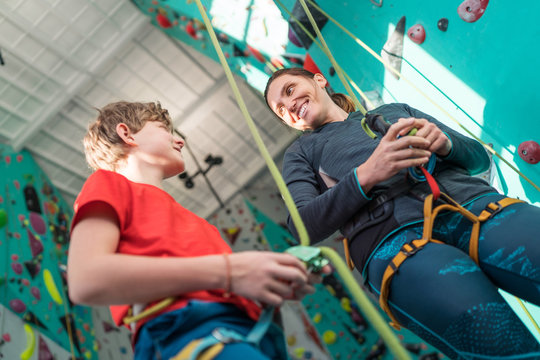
(116, 123, 136, 146)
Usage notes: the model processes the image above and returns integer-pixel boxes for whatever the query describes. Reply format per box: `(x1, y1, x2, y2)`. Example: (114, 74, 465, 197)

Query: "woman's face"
(266, 73, 330, 131)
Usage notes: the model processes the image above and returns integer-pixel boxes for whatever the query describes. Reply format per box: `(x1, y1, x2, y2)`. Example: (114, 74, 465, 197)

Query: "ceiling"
(0, 0, 298, 218)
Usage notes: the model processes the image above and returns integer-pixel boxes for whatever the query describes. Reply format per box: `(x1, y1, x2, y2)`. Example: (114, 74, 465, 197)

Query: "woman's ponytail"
(330, 93, 356, 113)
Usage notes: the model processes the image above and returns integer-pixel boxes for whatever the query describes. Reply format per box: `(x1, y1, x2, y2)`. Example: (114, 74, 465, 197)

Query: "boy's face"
(132, 120, 185, 178)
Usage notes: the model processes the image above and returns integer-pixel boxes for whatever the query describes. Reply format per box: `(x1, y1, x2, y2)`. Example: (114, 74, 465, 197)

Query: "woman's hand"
(356, 118, 432, 191)
(399, 117, 452, 156)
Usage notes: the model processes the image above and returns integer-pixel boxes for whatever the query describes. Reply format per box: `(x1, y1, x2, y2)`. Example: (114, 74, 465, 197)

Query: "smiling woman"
(263, 68, 540, 360)
(264, 67, 355, 130)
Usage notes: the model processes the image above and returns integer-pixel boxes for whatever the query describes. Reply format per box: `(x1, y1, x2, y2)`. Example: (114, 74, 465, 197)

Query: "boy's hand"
(229, 251, 324, 306)
(287, 264, 332, 301)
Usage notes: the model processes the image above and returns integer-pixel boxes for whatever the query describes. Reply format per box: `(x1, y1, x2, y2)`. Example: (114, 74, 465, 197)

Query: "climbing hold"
(437, 18, 449, 31)
(217, 33, 230, 44)
(457, 0, 489, 23)
(303, 53, 323, 75)
(518, 140, 540, 164)
(407, 24, 426, 44)
(29, 212, 46, 235)
(322, 330, 337, 345)
(270, 57, 284, 69)
(247, 45, 265, 63)
(287, 335, 297, 346)
(11, 262, 23, 275)
(293, 347, 305, 358)
(156, 13, 172, 28)
(313, 312, 322, 323)
(288, 27, 303, 47)
(9, 298, 26, 313)
(341, 297, 352, 312)
(329, 66, 335, 76)
(20, 325, 35, 360)
(43, 269, 63, 305)
(233, 44, 247, 57)
(38, 336, 54, 360)
(31, 286, 41, 300)
(24, 260, 41, 278)
(27, 228, 44, 257)
(0, 209, 7, 229)
(2, 333, 10, 342)
(185, 21, 201, 40)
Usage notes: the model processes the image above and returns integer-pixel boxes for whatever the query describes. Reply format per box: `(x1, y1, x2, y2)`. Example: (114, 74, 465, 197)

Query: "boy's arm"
(68, 202, 315, 307)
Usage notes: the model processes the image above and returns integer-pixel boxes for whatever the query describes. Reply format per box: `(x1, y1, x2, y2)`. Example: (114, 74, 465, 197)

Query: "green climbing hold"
(0, 208, 7, 229)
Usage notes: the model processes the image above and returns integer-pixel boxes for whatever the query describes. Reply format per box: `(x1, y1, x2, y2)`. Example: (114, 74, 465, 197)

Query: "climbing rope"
(191, 1, 412, 359)
(301, 0, 540, 194)
(280, 0, 540, 336)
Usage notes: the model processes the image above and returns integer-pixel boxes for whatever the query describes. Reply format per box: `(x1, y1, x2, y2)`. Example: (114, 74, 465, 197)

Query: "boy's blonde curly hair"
(84, 101, 172, 171)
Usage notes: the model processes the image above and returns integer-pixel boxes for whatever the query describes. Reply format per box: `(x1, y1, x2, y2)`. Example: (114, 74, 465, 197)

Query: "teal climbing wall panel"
(245, 200, 445, 359)
(0, 144, 97, 359)
(134, 0, 540, 348)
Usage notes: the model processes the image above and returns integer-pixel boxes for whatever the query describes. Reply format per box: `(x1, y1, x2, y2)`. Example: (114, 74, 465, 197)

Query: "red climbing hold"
(303, 53, 323, 75)
(270, 57, 284, 69)
(247, 45, 266, 63)
(457, 0, 489, 23)
(185, 21, 198, 39)
(518, 141, 540, 164)
(156, 13, 172, 28)
(407, 24, 426, 44)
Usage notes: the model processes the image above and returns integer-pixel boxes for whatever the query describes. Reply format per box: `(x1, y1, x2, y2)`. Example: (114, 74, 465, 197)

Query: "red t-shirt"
(71, 170, 261, 331)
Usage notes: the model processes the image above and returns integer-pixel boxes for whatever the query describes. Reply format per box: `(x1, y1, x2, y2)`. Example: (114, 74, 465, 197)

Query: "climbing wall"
(0, 144, 97, 359)
(131, 0, 302, 92)
(209, 187, 446, 360)
(134, 0, 540, 348)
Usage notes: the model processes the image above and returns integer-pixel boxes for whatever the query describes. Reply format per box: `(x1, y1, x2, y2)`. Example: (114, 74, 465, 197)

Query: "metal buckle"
(485, 202, 503, 219)
(402, 243, 420, 256)
(211, 328, 243, 344)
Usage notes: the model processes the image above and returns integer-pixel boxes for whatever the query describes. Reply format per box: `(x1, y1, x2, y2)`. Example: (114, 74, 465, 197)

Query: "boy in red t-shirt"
(68, 101, 325, 359)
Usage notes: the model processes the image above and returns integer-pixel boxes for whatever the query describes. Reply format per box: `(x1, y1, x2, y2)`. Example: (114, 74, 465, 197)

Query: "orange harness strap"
(379, 193, 524, 330)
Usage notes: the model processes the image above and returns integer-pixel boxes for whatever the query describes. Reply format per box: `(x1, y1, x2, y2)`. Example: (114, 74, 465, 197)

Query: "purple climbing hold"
(29, 212, 46, 235)
(31, 286, 41, 300)
(27, 228, 44, 257)
(288, 27, 303, 48)
(11, 262, 23, 275)
(39, 336, 54, 360)
(9, 298, 26, 313)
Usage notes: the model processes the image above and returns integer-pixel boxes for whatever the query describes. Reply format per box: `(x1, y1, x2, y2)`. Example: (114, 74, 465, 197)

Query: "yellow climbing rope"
(301, 0, 540, 194)
(279, 0, 540, 337)
(192, 1, 412, 359)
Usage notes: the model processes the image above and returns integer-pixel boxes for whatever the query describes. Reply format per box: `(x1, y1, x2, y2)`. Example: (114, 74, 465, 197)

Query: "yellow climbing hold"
(293, 347, 305, 358)
(20, 324, 35, 360)
(43, 269, 63, 305)
(322, 330, 337, 345)
(313, 312, 322, 323)
(341, 297, 352, 312)
(287, 335, 297, 346)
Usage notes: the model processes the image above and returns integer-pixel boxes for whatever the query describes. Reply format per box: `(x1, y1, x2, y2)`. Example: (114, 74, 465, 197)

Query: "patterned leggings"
(365, 194, 540, 359)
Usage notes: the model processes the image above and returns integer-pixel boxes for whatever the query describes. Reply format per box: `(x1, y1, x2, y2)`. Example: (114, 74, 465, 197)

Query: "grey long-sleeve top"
(282, 103, 498, 271)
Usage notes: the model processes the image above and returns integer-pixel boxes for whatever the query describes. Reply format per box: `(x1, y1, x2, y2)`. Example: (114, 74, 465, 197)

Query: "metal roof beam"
(11, 14, 148, 151)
